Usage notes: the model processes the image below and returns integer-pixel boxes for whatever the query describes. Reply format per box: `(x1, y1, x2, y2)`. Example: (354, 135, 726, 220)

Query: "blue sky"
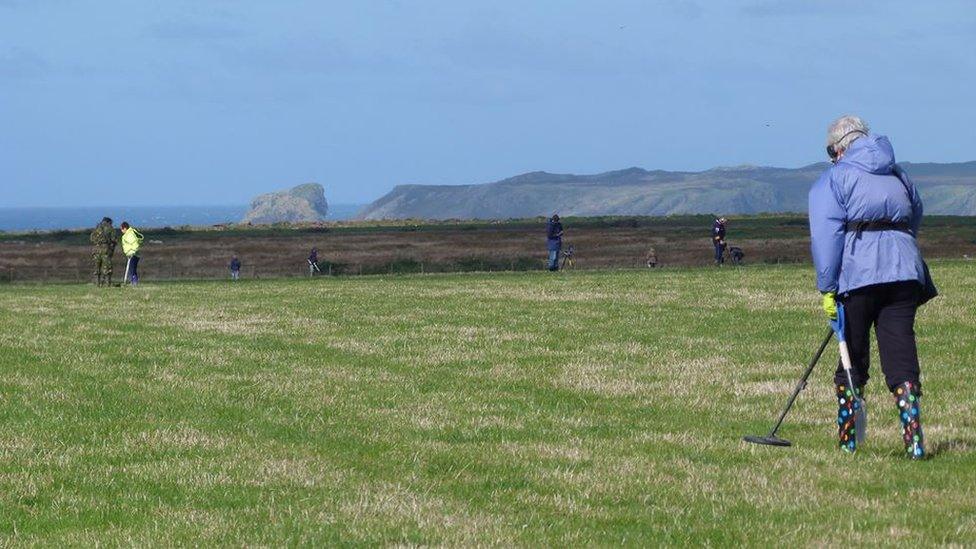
(2, 0, 974, 207)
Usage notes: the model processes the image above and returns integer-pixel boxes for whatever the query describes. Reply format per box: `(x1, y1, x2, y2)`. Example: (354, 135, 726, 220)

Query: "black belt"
(845, 220, 912, 238)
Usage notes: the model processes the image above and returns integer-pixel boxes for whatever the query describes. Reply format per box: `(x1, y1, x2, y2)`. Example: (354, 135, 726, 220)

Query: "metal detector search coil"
(743, 328, 833, 448)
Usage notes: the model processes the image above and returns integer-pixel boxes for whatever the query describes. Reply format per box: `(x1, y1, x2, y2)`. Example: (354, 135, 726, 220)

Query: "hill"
(242, 183, 329, 224)
(357, 162, 976, 220)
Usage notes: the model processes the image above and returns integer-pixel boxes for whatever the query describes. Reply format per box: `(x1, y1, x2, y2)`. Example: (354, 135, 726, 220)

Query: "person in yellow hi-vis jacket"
(120, 221, 144, 285)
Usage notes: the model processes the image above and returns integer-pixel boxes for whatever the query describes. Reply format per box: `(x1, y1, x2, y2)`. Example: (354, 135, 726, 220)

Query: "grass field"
(1, 262, 975, 545)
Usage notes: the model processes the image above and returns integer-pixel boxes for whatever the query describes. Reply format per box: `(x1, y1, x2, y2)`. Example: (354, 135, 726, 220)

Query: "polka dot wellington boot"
(892, 381, 925, 460)
(836, 383, 864, 453)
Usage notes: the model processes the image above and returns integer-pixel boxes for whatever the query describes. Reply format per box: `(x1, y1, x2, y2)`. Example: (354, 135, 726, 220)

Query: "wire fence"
(0, 256, 616, 284)
(0, 247, 784, 284)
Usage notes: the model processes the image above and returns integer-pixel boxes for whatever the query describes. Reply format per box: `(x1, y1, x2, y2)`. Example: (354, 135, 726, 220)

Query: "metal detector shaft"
(123, 256, 132, 285)
(765, 328, 834, 438)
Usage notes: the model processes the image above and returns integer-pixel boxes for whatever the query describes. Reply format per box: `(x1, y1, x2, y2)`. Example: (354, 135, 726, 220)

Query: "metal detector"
(743, 328, 833, 447)
(308, 259, 321, 276)
(831, 303, 867, 444)
(560, 245, 575, 269)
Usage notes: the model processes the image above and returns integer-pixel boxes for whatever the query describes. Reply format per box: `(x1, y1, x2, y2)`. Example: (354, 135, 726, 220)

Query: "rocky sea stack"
(242, 183, 329, 224)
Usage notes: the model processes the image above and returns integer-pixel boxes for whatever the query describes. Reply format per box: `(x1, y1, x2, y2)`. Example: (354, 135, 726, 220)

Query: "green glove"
(822, 291, 837, 320)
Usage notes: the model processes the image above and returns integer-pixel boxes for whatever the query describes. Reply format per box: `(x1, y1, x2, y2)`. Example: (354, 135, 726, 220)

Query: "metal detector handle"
(829, 302, 867, 443)
(829, 301, 846, 342)
(829, 303, 855, 374)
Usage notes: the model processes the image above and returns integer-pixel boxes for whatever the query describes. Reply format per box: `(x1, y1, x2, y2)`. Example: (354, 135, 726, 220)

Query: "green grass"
(1, 261, 974, 545)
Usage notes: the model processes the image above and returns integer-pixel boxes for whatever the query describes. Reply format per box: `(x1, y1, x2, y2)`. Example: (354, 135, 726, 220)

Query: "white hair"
(826, 115, 869, 152)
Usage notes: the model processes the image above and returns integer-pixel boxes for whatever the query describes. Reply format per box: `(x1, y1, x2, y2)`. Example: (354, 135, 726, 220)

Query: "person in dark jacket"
(712, 217, 727, 265)
(546, 214, 564, 271)
(308, 248, 321, 276)
(229, 255, 241, 281)
(809, 115, 929, 459)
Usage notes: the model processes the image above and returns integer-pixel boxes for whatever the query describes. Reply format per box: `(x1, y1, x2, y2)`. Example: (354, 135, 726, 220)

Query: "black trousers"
(836, 281, 921, 391)
(126, 255, 139, 280)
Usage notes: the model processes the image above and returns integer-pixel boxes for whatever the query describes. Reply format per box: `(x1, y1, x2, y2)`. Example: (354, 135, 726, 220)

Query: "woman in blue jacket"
(809, 115, 928, 459)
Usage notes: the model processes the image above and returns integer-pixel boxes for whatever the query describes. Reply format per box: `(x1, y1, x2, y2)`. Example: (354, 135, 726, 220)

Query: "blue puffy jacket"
(808, 134, 925, 294)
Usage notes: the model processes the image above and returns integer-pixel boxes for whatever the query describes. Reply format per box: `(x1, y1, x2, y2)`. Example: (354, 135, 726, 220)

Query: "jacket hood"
(839, 134, 896, 175)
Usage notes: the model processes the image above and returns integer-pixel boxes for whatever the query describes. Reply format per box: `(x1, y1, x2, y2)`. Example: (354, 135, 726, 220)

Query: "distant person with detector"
(89, 217, 117, 286)
(810, 115, 936, 459)
(308, 247, 321, 276)
(120, 221, 144, 285)
(646, 246, 659, 268)
(230, 255, 241, 281)
(546, 214, 563, 271)
(712, 216, 727, 266)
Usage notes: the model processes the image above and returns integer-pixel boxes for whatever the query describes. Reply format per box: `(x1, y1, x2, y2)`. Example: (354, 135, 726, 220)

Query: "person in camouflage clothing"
(89, 217, 117, 286)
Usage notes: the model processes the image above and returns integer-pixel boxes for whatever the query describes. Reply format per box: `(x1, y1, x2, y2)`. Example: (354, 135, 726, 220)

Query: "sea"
(0, 204, 365, 232)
